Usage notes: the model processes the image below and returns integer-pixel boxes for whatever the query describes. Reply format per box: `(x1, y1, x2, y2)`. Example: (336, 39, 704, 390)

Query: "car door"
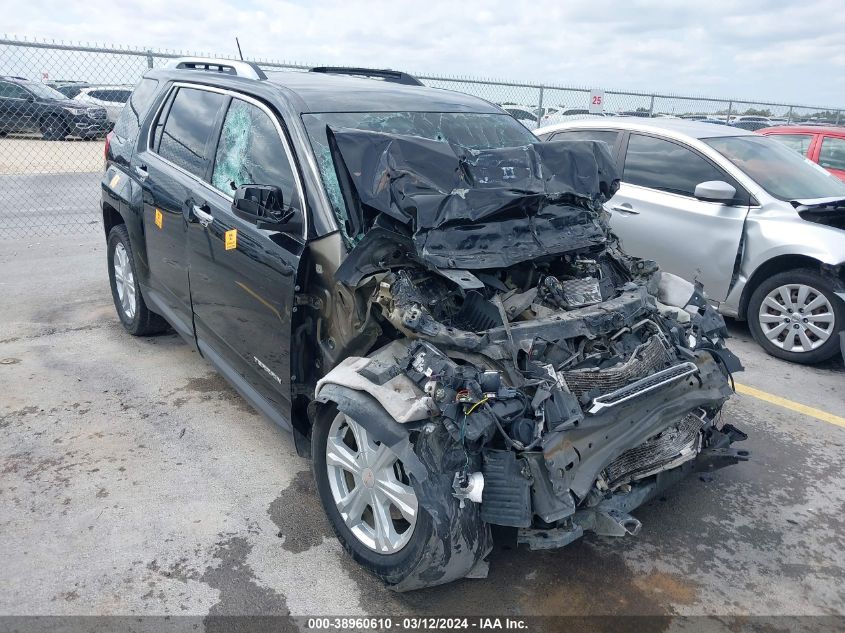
(187, 94, 306, 423)
(132, 85, 228, 339)
(816, 135, 845, 181)
(0, 81, 35, 132)
(609, 132, 750, 302)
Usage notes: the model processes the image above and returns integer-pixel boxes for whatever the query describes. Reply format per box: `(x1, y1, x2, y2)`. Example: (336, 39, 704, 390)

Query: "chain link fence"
(1, 36, 843, 238)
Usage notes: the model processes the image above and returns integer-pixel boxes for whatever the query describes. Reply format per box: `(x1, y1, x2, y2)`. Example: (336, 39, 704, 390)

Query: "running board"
(587, 362, 699, 414)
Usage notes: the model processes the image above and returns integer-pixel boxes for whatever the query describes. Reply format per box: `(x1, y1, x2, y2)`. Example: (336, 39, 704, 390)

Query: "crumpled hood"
(327, 128, 621, 269)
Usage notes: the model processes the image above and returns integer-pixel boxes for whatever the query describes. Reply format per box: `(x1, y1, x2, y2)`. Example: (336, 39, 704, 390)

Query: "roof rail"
(309, 67, 423, 86)
(165, 57, 267, 81)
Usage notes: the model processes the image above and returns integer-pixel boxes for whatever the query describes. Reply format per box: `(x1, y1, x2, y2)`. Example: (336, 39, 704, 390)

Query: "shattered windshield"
(301, 112, 535, 242)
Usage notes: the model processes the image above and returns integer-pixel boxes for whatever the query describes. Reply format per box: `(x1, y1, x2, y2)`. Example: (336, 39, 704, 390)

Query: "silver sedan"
(535, 118, 845, 364)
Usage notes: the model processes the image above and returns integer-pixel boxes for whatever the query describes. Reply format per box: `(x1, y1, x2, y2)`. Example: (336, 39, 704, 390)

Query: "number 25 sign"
(589, 89, 605, 114)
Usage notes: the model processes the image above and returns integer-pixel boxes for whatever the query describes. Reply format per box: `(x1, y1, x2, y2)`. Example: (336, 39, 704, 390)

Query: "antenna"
(235, 37, 244, 61)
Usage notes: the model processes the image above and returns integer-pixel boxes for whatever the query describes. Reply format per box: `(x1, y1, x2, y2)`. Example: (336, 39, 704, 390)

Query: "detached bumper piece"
(587, 361, 699, 414)
(505, 422, 748, 551)
(603, 412, 704, 489)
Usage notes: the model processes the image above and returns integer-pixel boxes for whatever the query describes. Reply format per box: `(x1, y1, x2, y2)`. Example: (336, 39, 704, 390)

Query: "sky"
(4, 0, 844, 109)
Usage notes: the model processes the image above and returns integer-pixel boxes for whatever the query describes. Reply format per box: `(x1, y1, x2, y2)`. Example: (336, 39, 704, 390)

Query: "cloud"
(4, 0, 844, 107)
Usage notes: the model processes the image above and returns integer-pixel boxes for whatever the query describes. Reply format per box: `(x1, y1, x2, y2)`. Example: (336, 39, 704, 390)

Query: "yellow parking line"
(734, 382, 845, 428)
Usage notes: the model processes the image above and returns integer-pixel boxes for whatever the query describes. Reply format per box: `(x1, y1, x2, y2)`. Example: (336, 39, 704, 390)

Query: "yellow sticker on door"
(225, 229, 238, 251)
(154, 208, 163, 229)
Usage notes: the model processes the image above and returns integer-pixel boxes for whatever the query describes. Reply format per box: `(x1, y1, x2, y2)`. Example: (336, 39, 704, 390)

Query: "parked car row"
(0, 76, 109, 140)
(535, 117, 845, 364)
(0, 75, 131, 140)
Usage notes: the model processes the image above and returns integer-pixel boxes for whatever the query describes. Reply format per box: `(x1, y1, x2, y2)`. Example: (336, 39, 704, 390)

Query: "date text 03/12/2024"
(306, 617, 529, 630)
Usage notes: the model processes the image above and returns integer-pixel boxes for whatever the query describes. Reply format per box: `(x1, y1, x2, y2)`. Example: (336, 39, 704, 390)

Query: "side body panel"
(188, 189, 303, 424)
(185, 88, 308, 424)
(609, 183, 748, 302)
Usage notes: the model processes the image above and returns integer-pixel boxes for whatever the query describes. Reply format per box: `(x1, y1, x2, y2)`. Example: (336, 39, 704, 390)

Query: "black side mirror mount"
(231, 184, 302, 233)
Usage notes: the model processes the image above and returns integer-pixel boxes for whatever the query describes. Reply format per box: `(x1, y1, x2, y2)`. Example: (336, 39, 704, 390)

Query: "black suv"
(0, 76, 108, 140)
(102, 58, 747, 590)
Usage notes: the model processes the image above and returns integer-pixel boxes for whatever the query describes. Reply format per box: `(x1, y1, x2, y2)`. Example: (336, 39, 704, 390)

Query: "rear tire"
(747, 268, 843, 364)
(107, 224, 168, 336)
(40, 116, 68, 141)
(312, 400, 490, 590)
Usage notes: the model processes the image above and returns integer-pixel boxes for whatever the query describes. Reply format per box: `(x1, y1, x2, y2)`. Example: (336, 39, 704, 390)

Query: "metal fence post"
(648, 94, 655, 117)
(837, 110, 842, 125)
(146, 49, 154, 69)
(726, 100, 733, 124)
(787, 106, 793, 124)
(536, 86, 544, 127)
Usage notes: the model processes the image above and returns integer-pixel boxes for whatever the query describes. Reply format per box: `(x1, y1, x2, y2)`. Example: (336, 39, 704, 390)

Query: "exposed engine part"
(452, 471, 484, 508)
(479, 449, 533, 527)
(309, 133, 748, 569)
(603, 411, 707, 489)
(558, 335, 671, 399)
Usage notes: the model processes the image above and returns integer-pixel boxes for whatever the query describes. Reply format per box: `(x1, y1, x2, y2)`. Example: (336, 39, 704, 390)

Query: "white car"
(501, 105, 541, 129)
(540, 108, 608, 127)
(73, 86, 132, 125)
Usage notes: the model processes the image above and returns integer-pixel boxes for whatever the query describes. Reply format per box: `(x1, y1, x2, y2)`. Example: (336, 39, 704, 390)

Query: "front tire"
(107, 224, 168, 336)
(40, 116, 68, 141)
(312, 400, 490, 590)
(747, 268, 844, 364)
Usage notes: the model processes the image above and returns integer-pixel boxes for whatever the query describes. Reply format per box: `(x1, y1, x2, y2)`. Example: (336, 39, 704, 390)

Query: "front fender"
(743, 215, 845, 273)
(313, 341, 439, 424)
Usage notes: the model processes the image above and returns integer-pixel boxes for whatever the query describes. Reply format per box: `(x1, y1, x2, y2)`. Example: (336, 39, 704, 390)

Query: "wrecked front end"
(309, 129, 748, 581)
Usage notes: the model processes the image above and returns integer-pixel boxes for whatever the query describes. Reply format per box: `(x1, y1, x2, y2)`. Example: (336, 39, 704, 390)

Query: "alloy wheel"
(113, 242, 137, 320)
(325, 413, 418, 554)
(758, 283, 835, 353)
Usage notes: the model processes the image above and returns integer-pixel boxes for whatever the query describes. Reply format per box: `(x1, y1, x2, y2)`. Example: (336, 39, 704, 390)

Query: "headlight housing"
(61, 105, 86, 115)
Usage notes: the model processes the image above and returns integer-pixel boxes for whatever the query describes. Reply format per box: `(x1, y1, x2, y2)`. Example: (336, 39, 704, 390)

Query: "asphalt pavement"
(1, 232, 844, 629)
(0, 171, 102, 237)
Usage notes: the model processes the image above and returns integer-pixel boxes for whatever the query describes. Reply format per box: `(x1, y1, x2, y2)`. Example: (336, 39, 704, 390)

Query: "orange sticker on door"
(225, 229, 237, 251)
(154, 208, 163, 229)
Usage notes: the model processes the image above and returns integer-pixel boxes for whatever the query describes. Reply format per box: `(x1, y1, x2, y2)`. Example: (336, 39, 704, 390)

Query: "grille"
(588, 361, 698, 413)
(560, 277, 602, 307)
(559, 335, 671, 398)
(604, 413, 705, 488)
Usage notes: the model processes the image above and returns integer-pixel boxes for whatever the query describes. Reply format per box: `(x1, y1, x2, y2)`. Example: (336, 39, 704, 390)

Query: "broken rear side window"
(301, 112, 535, 243)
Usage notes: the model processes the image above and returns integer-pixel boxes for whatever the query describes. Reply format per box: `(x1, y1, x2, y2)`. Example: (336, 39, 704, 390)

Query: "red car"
(758, 126, 845, 181)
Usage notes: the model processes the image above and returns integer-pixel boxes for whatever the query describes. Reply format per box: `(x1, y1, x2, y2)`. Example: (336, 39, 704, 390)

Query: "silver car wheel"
(758, 283, 835, 353)
(325, 413, 418, 554)
(113, 242, 137, 320)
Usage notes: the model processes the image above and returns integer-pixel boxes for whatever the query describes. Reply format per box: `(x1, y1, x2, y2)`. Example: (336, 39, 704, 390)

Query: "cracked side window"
(211, 99, 301, 211)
